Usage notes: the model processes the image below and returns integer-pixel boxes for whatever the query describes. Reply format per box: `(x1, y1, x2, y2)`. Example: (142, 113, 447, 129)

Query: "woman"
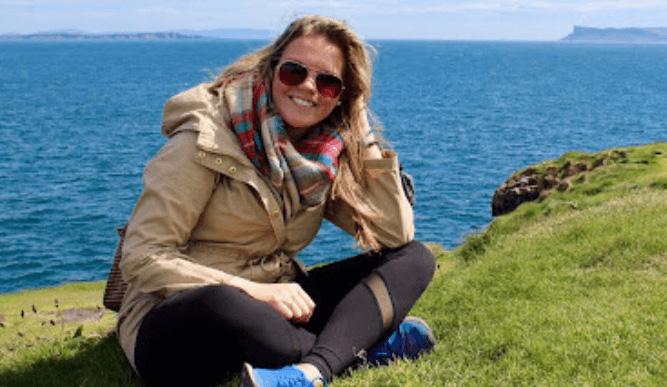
(116, 15, 436, 387)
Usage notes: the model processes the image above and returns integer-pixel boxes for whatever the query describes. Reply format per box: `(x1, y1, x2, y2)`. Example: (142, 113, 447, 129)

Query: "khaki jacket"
(116, 83, 415, 368)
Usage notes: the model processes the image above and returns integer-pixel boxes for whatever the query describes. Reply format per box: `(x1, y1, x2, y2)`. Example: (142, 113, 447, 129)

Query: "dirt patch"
(57, 308, 105, 323)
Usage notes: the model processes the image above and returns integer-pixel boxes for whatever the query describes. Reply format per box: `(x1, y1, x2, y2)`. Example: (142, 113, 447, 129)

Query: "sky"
(2, 0, 667, 41)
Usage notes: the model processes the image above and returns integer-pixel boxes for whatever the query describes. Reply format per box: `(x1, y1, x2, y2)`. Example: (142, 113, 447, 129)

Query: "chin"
(283, 114, 319, 131)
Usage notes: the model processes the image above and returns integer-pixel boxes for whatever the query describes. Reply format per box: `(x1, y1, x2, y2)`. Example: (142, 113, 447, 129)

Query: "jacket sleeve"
(119, 131, 232, 298)
(325, 149, 415, 249)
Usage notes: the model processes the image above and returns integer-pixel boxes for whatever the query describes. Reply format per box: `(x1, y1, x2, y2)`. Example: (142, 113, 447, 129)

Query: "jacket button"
(229, 166, 237, 174)
(215, 159, 223, 165)
(199, 152, 206, 158)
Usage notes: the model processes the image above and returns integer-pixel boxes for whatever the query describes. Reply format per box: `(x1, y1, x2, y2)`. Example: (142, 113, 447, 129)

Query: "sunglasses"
(277, 61, 344, 99)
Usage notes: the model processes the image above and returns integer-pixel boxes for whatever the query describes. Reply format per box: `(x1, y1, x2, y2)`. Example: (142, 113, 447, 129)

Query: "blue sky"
(2, 0, 667, 41)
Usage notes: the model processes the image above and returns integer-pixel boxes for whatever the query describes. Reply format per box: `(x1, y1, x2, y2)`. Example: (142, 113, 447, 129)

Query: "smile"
(290, 96, 315, 107)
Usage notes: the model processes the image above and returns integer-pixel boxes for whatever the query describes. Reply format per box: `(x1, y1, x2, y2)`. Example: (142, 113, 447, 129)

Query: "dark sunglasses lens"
(316, 74, 343, 98)
(278, 62, 307, 86)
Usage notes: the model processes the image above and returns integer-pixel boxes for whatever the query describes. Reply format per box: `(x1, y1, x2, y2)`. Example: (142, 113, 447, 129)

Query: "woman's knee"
(391, 240, 436, 285)
(374, 241, 436, 300)
(412, 240, 437, 276)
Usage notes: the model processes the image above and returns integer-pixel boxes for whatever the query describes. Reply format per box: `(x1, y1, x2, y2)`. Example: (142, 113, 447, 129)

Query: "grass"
(0, 282, 137, 386)
(2, 142, 667, 386)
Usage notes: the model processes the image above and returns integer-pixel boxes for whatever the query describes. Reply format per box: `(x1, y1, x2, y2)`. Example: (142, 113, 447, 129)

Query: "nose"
(301, 73, 318, 93)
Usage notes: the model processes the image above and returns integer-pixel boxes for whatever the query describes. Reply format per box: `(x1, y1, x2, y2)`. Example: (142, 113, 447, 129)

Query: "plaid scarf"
(224, 71, 344, 217)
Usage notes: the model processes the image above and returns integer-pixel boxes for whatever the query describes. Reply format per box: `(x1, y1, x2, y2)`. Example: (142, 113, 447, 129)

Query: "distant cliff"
(562, 26, 667, 43)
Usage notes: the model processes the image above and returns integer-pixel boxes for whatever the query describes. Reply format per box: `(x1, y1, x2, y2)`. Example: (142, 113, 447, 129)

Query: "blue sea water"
(1, 40, 666, 295)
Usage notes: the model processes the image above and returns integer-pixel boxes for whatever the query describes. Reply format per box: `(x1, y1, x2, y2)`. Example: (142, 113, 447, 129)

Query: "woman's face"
(272, 33, 345, 141)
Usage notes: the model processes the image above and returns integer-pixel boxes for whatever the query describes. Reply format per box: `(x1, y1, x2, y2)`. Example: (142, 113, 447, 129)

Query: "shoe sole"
(403, 316, 437, 353)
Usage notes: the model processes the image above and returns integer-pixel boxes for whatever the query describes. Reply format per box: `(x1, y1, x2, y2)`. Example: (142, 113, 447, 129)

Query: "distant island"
(561, 26, 667, 43)
(0, 28, 275, 41)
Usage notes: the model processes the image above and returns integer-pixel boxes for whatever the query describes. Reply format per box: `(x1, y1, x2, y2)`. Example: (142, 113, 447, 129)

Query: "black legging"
(134, 241, 435, 387)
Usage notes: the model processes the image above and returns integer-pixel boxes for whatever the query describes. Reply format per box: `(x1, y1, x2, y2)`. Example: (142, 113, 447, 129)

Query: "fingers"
(244, 282, 316, 323)
(286, 296, 313, 323)
(274, 301, 295, 321)
(278, 284, 315, 323)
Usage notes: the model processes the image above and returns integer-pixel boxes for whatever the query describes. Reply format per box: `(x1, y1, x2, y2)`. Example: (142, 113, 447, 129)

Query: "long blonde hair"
(213, 15, 384, 250)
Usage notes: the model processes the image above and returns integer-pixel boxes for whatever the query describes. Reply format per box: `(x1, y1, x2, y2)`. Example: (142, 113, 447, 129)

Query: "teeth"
(291, 97, 314, 107)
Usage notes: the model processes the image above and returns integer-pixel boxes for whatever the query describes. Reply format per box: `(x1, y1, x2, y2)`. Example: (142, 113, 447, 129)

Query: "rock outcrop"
(492, 150, 627, 216)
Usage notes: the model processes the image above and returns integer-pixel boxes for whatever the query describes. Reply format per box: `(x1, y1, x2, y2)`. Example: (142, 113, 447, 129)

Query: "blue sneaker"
(240, 363, 327, 387)
(365, 316, 436, 365)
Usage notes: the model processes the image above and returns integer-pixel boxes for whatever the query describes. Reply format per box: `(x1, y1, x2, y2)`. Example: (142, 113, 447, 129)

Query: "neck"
(286, 125, 312, 143)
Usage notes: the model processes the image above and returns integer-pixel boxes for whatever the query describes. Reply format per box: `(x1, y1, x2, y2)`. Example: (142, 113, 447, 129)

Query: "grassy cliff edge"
(2, 142, 666, 386)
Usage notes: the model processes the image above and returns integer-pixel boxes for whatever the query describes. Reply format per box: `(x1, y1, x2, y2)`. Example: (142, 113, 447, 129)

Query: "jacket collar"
(161, 82, 253, 168)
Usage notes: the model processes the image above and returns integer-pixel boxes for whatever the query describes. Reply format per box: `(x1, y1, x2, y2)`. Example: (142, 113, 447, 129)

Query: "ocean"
(1, 40, 666, 295)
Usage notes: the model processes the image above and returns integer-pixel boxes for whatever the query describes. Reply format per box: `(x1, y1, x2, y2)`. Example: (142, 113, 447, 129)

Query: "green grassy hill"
(2, 142, 666, 386)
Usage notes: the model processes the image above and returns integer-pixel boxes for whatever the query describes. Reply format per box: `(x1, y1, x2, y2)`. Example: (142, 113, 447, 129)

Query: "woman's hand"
(237, 281, 316, 323)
